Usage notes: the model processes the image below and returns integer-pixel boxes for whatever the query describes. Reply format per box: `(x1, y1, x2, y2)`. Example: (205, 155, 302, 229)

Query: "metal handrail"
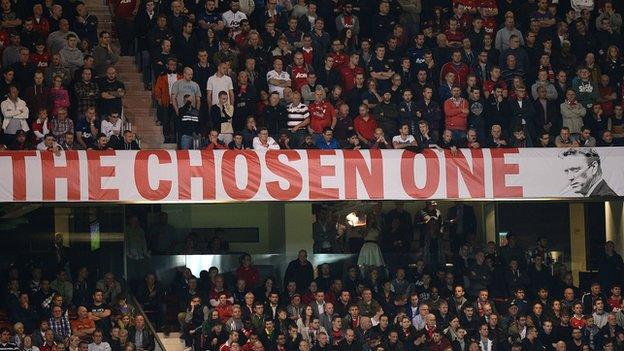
(128, 292, 166, 351)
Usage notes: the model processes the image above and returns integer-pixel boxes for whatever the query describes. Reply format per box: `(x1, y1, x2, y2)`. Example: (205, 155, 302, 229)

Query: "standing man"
(171, 67, 202, 144)
(93, 32, 119, 77)
(109, 0, 139, 56)
(207, 61, 234, 107)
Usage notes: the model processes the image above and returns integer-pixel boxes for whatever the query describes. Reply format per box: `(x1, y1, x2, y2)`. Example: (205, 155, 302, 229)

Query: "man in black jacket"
(128, 315, 155, 351)
(113, 130, 141, 150)
(532, 86, 561, 137)
(447, 203, 477, 254)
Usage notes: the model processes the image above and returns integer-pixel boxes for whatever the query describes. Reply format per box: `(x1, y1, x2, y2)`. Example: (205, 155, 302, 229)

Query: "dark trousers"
(157, 104, 176, 142)
(115, 18, 135, 56)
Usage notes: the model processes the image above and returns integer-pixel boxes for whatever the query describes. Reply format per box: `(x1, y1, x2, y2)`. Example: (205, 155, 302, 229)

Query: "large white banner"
(0, 148, 622, 202)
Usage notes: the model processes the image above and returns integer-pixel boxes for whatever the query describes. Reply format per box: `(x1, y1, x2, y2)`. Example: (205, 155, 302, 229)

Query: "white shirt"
(101, 119, 123, 140)
(253, 136, 280, 150)
(37, 140, 61, 151)
(207, 74, 234, 105)
(167, 73, 178, 95)
(88, 342, 111, 351)
(392, 134, 416, 146)
(222, 10, 247, 36)
(1, 97, 29, 131)
(266, 70, 291, 98)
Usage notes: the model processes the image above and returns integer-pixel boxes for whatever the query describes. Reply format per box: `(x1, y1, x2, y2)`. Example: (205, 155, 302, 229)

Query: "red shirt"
(570, 316, 586, 329)
(31, 17, 50, 37)
(339, 65, 365, 92)
(215, 303, 234, 323)
(235, 265, 260, 288)
(478, 0, 498, 32)
(440, 62, 471, 87)
(31, 51, 50, 69)
(290, 64, 311, 92)
(0, 30, 9, 49)
(608, 296, 622, 310)
(330, 52, 349, 70)
(302, 47, 315, 66)
(112, 0, 138, 18)
(483, 79, 507, 96)
(353, 115, 378, 141)
(444, 30, 465, 44)
(308, 100, 336, 133)
(209, 288, 233, 303)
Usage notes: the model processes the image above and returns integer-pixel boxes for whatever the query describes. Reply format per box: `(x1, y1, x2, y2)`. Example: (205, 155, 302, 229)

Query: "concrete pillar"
(569, 203, 587, 284)
(54, 207, 72, 246)
(284, 203, 314, 255)
(605, 201, 624, 253)
(484, 203, 497, 244)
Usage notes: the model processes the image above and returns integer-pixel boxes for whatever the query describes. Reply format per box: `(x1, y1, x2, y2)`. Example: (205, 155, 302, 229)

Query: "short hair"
(558, 148, 601, 167)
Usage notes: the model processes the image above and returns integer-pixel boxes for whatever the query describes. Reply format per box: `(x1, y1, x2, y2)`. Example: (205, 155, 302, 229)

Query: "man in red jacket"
(443, 86, 469, 140)
(440, 50, 470, 87)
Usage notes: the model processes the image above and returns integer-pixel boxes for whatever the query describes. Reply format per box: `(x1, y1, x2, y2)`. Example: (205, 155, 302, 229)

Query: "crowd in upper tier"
(1, 0, 624, 150)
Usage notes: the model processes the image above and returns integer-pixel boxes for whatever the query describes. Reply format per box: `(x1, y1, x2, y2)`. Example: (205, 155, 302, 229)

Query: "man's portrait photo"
(559, 148, 617, 197)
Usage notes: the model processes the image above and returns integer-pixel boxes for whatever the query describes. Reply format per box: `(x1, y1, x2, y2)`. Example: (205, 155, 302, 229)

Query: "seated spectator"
(75, 107, 99, 150)
(70, 307, 95, 340)
(459, 128, 481, 149)
(87, 330, 110, 351)
(555, 127, 579, 148)
(536, 131, 554, 147)
(509, 125, 532, 148)
(36, 134, 62, 153)
(370, 127, 391, 149)
(575, 126, 597, 147)
(392, 122, 417, 149)
(101, 111, 122, 144)
(253, 127, 280, 150)
(415, 120, 437, 148)
(8, 130, 32, 150)
(48, 306, 70, 343)
(59, 34, 84, 78)
(485, 124, 508, 148)
(315, 127, 340, 149)
(205, 129, 228, 150)
(60, 132, 84, 150)
(299, 134, 317, 149)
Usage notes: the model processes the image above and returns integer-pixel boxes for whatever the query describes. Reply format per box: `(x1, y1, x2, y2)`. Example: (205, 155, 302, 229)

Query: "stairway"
(82, 0, 172, 149)
(157, 332, 187, 351)
(115, 56, 168, 149)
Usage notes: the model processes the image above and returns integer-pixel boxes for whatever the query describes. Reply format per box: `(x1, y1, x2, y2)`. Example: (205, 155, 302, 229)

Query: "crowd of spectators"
(127, 0, 624, 149)
(0, 0, 140, 152)
(1, 265, 155, 351)
(120, 201, 624, 351)
(0, 0, 622, 150)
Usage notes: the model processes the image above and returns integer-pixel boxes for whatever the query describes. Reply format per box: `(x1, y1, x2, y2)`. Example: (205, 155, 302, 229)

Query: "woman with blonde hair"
(12, 323, 25, 347)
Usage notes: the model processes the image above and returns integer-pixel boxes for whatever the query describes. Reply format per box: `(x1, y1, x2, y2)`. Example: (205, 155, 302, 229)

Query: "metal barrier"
(128, 292, 166, 351)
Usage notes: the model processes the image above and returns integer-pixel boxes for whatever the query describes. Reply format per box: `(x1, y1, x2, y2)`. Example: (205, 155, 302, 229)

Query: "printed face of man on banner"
(559, 148, 617, 197)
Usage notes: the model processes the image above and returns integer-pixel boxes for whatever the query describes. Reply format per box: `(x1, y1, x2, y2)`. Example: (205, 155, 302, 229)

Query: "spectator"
(59, 34, 84, 78)
(153, 58, 181, 143)
(443, 85, 469, 140)
(1, 85, 29, 145)
(95, 65, 126, 118)
(315, 127, 340, 149)
(73, 68, 100, 115)
(252, 127, 280, 150)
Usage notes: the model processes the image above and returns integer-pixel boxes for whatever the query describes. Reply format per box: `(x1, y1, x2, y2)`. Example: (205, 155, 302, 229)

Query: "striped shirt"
(286, 103, 310, 128)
